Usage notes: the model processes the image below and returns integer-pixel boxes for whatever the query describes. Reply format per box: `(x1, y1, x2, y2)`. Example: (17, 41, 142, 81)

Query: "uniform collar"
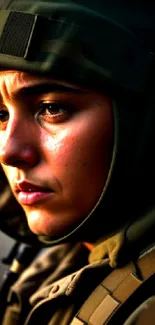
(89, 205, 155, 268)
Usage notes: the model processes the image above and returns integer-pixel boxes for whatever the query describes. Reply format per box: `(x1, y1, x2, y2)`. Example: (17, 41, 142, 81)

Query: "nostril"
(0, 145, 39, 168)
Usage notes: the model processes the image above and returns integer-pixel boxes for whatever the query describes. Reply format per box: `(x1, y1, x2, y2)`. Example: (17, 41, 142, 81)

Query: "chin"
(26, 209, 67, 237)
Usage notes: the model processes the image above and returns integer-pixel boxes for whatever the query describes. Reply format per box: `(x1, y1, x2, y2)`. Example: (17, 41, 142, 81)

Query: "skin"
(0, 71, 114, 237)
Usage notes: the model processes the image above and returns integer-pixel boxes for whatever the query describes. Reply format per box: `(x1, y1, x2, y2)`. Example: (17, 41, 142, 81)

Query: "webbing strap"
(70, 248, 155, 325)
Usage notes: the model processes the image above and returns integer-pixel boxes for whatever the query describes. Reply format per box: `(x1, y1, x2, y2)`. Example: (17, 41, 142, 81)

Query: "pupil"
(0, 111, 8, 122)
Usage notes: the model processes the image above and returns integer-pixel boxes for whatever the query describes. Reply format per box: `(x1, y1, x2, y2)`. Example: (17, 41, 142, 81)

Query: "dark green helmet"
(0, 0, 154, 95)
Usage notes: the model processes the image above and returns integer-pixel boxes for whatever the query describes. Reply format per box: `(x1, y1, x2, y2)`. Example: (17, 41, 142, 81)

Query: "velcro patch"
(0, 11, 37, 58)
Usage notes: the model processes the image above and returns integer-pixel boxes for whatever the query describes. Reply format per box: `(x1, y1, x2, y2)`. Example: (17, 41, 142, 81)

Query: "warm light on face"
(0, 71, 114, 237)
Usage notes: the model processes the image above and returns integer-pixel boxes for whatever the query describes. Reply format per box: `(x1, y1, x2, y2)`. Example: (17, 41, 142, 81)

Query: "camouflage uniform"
(2, 214, 155, 325)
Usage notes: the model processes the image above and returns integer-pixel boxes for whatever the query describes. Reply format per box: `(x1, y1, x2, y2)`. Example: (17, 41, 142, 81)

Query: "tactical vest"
(70, 247, 155, 325)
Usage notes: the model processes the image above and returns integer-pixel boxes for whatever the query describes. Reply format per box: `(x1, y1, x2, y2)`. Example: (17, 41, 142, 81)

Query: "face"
(0, 71, 113, 237)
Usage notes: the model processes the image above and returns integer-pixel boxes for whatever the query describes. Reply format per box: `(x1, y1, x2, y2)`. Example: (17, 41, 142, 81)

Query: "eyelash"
(0, 101, 75, 129)
(38, 102, 74, 123)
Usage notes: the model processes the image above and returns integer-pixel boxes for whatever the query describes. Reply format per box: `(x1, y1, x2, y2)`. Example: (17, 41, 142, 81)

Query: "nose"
(0, 116, 39, 168)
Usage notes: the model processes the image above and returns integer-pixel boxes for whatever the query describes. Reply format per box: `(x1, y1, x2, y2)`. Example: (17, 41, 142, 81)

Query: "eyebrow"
(3, 82, 84, 102)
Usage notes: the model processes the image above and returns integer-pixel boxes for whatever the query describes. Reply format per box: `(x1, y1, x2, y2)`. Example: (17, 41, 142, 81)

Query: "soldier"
(0, 1, 155, 324)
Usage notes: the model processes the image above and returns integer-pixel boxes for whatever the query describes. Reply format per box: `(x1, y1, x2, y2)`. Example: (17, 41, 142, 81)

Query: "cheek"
(41, 106, 113, 200)
(1, 164, 13, 185)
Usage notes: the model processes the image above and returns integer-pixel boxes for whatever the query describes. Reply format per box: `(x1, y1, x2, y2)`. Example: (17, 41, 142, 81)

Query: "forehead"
(0, 70, 40, 87)
(0, 70, 83, 96)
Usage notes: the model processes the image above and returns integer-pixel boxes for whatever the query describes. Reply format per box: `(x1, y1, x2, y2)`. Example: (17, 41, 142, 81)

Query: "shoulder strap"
(70, 248, 155, 325)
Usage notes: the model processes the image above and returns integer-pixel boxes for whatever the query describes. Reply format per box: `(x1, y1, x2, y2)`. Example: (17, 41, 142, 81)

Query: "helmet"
(0, 0, 153, 94)
(0, 0, 155, 246)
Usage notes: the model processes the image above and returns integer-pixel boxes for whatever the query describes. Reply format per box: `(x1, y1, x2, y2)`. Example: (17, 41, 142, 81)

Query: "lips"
(14, 181, 52, 205)
(15, 181, 50, 193)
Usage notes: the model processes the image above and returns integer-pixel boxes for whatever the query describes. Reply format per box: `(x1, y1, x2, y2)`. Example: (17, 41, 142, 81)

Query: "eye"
(38, 102, 74, 123)
(0, 110, 9, 123)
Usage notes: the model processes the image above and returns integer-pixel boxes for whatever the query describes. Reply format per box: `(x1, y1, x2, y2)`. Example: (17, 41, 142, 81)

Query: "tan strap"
(70, 248, 155, 325)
